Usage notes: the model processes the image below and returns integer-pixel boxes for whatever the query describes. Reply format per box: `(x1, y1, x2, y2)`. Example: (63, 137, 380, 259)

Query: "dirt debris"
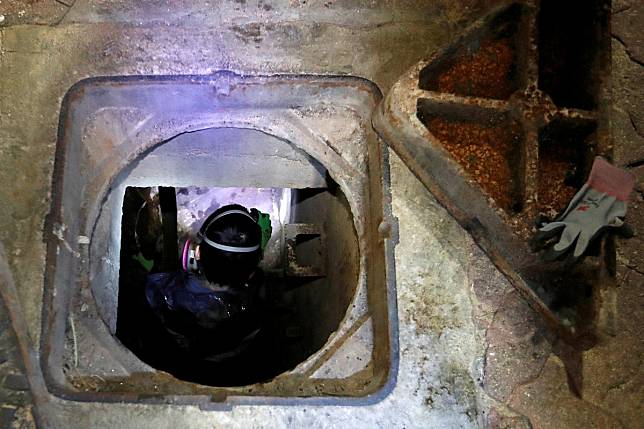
(425, 117, 521, 211)
(435, 39, 516, 100)
(537, 155, 578, 217)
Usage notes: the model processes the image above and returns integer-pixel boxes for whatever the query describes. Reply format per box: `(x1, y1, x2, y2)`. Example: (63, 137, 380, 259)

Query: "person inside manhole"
(121, 199, 279, 384)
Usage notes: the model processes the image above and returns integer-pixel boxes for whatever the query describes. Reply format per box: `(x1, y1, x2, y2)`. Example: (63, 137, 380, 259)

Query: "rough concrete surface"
(0, 0, 642, 427)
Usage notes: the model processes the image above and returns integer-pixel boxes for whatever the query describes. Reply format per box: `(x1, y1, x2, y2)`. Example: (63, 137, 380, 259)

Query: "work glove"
(531, 157, 635, 261)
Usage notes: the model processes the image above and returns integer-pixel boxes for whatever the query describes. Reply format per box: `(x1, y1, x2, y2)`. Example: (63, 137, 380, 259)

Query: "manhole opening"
(115, 183, 357, 387)
(44, 75, 396, 402)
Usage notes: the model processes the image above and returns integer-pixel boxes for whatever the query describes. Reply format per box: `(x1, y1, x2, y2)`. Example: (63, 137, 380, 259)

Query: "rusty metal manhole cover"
(374, 0, 611, 340)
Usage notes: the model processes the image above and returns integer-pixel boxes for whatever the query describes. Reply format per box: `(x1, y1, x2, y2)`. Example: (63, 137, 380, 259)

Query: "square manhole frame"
(41, 73, 399, 407)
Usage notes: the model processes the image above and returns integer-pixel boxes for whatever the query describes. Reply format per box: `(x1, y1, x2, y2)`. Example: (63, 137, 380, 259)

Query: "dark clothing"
(116, 188, 292, 385)
(144, 271, 264, 360)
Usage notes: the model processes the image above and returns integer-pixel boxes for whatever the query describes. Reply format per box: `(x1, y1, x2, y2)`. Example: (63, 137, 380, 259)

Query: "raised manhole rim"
(42, 73, 400, 406)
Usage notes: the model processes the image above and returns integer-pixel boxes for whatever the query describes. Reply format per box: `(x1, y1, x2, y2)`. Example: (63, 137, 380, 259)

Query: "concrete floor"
(0, 0, 642, 427)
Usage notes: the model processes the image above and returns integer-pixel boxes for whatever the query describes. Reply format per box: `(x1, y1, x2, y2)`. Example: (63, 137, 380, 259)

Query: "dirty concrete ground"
(0, 0, 642, 427)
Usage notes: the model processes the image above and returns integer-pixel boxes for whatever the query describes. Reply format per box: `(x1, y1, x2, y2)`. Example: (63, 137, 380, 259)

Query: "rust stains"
(435, 39, 516, 100)
(424, 118, 521, 212)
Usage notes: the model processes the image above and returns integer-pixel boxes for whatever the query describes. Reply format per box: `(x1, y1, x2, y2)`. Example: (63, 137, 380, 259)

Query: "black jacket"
(144, 270, 265, 360)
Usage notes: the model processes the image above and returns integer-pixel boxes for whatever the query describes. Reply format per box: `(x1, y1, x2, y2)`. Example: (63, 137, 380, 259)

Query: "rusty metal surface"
(374, 0, 611, 341)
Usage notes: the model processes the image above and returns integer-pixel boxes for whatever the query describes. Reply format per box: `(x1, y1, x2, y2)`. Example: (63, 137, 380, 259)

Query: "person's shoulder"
(146, 271, 187, 287)
(145, 271, 181, 309)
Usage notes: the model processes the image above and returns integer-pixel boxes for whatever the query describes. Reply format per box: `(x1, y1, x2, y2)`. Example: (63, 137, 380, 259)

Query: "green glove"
(133, 252, 154, 272)
(257, 212, 272, 250)
(533, 157, 635, 260)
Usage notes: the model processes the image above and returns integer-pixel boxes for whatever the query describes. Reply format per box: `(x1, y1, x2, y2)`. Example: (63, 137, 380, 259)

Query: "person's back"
(145, 204, 268, 362)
